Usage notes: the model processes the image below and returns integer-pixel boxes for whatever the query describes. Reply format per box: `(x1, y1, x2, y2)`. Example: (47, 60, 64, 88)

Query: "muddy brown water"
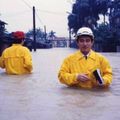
(0, 48, 120, 120)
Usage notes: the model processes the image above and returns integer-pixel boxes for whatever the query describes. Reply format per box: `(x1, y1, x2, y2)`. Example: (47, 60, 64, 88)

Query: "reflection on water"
(0, 48, 120, 120)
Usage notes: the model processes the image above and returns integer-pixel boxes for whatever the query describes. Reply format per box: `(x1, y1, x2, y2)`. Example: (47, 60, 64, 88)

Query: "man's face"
(77, 36, 93, 54)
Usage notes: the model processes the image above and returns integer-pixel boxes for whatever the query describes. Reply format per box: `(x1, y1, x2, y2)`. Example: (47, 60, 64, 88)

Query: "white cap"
(76, 27, 94, 39)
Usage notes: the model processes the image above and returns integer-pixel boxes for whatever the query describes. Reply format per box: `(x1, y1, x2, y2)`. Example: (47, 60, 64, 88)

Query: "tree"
(68, 0, 110, 34)
(48, 30, 56, 40)
(0, 20, 7, 38)
(0, 20, 10, 56)
(26, 28, 45, 42)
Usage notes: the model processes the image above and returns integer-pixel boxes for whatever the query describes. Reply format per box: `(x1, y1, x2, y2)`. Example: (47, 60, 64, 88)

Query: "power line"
(15, 0, 67, 30)
(35, 11, 44, 26)
(2, 10, 31, 18)
(19, 0, 44, 26)
(20, 0, 66, 16)
(27, 0, 34, 4)
(36, 9, 66, 16)
(19, 0, 32, 9)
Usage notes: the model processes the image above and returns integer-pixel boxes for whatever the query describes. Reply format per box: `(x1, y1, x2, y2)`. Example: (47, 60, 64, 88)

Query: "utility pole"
(66, 12, 74, 48)
(44, 25, 47, 41)
(33, 6, 36, 51)
(69, 28, 71, 47)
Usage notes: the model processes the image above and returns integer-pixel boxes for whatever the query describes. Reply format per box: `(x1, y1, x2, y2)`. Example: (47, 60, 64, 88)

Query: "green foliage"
(68, 0, 120, 51)
(0, 20, 7, 38)
(48, 30, 56, 38)
(26, 28, 46, 42)
(26, 28, 56, 43)
(94, 23, 111, 43)
(68, 0, 110, 33)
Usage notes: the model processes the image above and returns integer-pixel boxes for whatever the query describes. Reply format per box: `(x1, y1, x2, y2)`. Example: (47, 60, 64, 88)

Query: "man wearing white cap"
(58, 27, 112, 89)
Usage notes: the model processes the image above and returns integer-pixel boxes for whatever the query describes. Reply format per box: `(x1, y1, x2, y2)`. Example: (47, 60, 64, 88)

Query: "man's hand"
(76, 73, 90, 82)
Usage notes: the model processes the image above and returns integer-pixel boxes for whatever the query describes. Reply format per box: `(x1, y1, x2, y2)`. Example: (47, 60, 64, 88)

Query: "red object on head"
(13, 31, 25, 39)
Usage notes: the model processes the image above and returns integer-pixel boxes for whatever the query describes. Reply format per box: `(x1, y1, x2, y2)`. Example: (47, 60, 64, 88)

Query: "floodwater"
(0, 48, 120, 120)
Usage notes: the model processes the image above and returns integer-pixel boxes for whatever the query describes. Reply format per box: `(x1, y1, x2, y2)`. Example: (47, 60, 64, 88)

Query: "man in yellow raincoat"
(0, 31, 33, 75)
(58, 27, 112, 89)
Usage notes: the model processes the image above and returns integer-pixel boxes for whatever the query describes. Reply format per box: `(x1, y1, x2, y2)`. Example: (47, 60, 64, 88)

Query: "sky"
(0, 0, 74, 37)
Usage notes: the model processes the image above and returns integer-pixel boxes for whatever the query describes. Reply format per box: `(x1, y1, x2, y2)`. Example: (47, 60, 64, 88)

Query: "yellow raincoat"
(0, 44, 33, 75)
(58, 50, 112, 89)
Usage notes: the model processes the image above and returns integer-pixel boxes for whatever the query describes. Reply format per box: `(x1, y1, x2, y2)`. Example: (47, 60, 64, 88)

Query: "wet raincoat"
(58, 50, 112, 89)
(0, 44, 33, 75)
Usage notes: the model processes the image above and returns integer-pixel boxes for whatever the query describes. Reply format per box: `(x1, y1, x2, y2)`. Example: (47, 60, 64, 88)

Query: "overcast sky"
(0, 0, 74, 37)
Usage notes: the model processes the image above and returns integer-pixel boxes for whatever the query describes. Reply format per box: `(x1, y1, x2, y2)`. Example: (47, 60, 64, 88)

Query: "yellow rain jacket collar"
(75, 50, 96, 61)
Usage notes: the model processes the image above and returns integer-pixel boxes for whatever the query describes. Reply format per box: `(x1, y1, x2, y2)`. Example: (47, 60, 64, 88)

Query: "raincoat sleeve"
(58, 58, 79, 86)
(101, 57, 113, 86)
(24, 49, 33, 72)
(0, 54, 5, 68)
